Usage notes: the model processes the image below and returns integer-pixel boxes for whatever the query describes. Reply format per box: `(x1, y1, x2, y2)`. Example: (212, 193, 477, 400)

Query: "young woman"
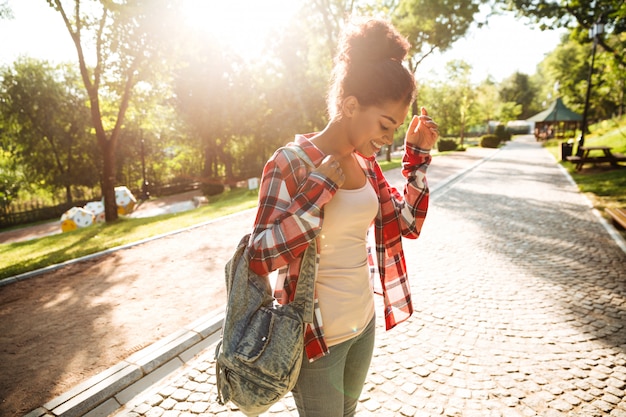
(248, 18, 439, 417)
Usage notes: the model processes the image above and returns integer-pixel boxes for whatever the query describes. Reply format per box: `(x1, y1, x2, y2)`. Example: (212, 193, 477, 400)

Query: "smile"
(371, 140, 384, 152)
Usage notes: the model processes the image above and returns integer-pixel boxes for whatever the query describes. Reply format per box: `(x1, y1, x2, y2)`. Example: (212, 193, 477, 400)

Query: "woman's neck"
(310, 121, 354, 159)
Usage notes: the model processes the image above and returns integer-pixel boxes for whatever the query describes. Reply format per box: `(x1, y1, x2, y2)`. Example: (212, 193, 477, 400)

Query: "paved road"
(116, 137, 626, 416)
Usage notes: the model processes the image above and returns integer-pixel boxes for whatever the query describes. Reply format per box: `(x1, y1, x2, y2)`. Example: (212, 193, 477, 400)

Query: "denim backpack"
(215, 145, 317, 416)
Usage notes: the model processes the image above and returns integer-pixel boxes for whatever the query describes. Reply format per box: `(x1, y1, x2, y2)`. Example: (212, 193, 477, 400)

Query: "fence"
(0, 200, 92, 229)
(0, 180, 204, 230)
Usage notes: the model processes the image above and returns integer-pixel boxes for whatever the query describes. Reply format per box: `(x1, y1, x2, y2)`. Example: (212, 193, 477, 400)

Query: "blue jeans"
(291, 317, 376, 417)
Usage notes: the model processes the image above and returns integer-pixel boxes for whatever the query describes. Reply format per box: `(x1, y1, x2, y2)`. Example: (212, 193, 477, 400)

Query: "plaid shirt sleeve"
(248, 147, 337, 277)
(368, 142, 431, 331)
(393, 141, 431, 238)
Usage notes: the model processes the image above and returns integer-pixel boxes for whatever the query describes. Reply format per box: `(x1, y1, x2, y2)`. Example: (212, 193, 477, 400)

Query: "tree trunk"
(102, 139, 118, 222)
(203, 146, 212, 179)
(65, 185, 72, 205)
(460, 124, 465, 148)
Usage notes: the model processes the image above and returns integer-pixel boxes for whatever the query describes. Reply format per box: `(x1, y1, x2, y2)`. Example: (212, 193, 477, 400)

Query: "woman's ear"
(341, 96, 359, 119)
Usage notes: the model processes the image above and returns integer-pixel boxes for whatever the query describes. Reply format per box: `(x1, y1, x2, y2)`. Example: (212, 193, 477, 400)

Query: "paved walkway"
(116, 136, 626, 416)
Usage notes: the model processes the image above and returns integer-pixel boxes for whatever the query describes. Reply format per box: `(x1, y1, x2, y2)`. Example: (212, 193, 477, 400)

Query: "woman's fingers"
(316, 155, 345, 187)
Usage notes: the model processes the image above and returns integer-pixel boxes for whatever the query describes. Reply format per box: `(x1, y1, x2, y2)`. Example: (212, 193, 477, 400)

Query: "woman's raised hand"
(405, 107, 439, 151)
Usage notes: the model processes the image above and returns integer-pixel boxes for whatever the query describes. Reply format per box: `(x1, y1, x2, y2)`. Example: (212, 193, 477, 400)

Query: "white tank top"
(317, 179, 378, 346)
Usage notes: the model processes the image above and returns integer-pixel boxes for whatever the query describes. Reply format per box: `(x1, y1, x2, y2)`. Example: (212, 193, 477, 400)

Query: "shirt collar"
(293, 134, 326, 167)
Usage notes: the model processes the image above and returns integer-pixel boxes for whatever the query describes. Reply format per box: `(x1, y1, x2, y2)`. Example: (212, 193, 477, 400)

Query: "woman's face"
(346, 99, 410, 157)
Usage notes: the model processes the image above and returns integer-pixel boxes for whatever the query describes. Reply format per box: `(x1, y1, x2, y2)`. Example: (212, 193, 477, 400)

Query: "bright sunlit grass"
(0, 188, 259, 280)
(545, 115, 626, 211)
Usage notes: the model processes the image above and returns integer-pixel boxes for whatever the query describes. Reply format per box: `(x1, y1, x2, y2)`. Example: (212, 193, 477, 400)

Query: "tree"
(507, 0, 625, 68)
(0, 147, 23, 216)
(259, 19, 329, 145)
(0, 59, 99, 203)
(46, 0, 181, 221)
(474, 77, 500, 130)
(448, 60, 477, 146)
(0, 0, 11, 19)
(535, 31, 625, 121)
(392, 0, 491, 114)
(418, 60, 479, 141)
(499, 72, 538, 119)
(307, 0, 357, 59)
(172, 30, 243, 184)
(173, 13, 330, 184)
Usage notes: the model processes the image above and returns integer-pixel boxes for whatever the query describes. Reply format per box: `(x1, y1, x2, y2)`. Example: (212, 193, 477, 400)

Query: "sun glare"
(181, 0, 301, 61)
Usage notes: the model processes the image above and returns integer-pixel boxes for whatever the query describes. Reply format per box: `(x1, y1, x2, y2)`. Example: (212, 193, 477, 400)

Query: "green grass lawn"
(0, 188, 259, 280)
(545, 115, 626, 210)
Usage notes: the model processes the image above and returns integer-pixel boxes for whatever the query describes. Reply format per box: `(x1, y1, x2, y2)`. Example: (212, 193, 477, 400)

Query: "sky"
(415, 12, 566, 83)
(0, 0, 566, 84)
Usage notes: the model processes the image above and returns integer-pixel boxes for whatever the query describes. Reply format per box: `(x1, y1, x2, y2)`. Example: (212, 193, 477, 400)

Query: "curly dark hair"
(327, 19, 416, 119)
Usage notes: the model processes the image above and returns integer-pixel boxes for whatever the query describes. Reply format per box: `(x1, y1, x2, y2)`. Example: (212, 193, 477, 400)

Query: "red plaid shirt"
(249, 134, 430, 361)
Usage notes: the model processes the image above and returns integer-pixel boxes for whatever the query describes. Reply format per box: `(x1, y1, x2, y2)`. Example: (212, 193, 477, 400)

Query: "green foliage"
(0, 150, 23, 214)
(495, 124, 512, 142)
(499, 72, 538, 120)
(588, 116, 626, 145)
(3, 0, 623, 226)
(480, 134, 500, 148)
(419, 61, 478, 141)
(474, 79, 500, 126)
(499, 102, 523, 123)
(392, 0, 487, 75)
(508, 0, 625, 68)
(201, 182, 226, 197)
(437, 138, 458, 152)
(519, 1, 625, 121)
(0, 59, 99, 203)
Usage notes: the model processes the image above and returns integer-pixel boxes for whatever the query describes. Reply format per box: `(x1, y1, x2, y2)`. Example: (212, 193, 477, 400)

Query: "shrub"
(202, 181, 225, 197)
(495, 124, 512, 142)
(480, 134, 501, 148)
(437, 138, 458, 152)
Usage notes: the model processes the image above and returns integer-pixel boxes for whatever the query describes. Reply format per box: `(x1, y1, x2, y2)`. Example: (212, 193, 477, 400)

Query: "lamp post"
(578, 18, 604, 155)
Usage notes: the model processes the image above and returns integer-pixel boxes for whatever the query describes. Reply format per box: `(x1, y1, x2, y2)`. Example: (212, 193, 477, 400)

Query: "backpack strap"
(289, 238, 317, 324)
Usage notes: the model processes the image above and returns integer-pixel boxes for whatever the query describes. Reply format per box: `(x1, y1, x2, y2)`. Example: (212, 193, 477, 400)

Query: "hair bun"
(337, 19, 410, 66)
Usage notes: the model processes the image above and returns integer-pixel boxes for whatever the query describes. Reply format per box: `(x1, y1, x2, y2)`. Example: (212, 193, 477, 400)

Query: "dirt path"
(0, 210, 252, 417)
(0, 148, 496, 417)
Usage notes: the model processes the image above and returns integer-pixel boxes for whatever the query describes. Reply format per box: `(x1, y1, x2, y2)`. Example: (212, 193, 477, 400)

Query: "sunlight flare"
(181, 0, 301, 61)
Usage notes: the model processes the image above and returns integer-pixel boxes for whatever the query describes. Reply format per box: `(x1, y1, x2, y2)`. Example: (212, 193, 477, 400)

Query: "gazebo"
(527, 97, 582, 141)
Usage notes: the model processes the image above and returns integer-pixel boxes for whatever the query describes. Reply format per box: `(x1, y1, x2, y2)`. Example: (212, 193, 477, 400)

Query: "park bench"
(566, 146, 626, 171)
(606, 208, 626, 230)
